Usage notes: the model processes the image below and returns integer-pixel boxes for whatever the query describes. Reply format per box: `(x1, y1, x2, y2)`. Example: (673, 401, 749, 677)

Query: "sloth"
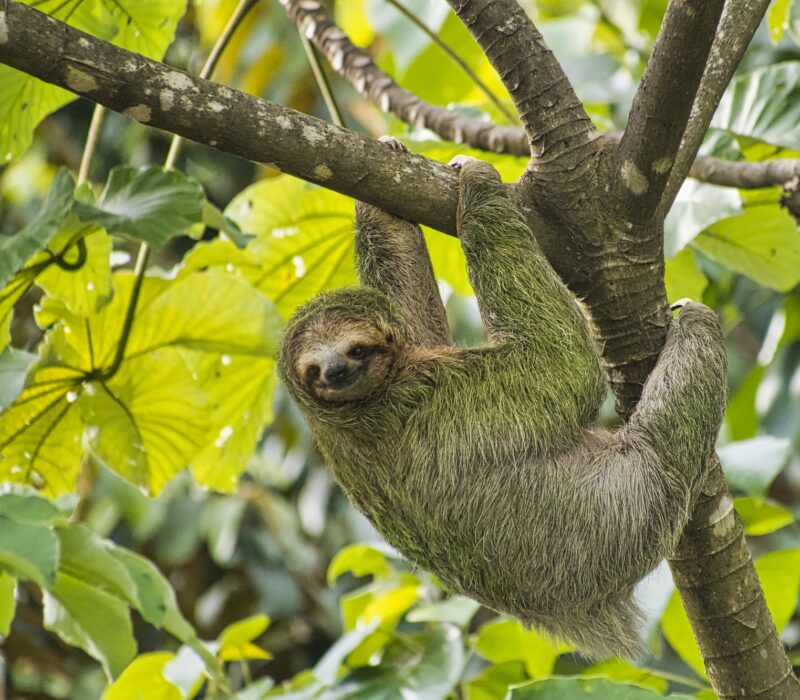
(279, 143, 727, 658)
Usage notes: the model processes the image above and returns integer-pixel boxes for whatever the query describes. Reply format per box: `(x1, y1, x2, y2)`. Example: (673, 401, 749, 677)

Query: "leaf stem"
(78, 105, 106, 185)
(300, 34, 345, 127)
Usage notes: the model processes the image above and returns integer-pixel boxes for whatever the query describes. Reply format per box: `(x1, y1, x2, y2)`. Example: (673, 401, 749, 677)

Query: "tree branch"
(279, 0, 529, 155)
(689, 154, 800, 188)
(614, 0, 725, 223)
(0, 0, 460, 235)
(659, 0, 773, 216)
(445, 0, 598, 168)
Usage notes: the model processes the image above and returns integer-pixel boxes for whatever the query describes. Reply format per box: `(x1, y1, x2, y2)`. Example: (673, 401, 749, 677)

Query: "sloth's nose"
(324, 361, 348, 385)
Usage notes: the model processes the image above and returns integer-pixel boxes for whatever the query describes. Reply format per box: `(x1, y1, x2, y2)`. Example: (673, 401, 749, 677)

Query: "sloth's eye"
(385, 334, 394, 343)
(348, 344, 367, 359)
(305, 364, 320, 382)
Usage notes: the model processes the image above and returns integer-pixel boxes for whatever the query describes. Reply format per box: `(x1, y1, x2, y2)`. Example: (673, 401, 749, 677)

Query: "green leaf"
(510, 678, 694, 699)
(713, 62, 800, 151)
(718, 436, 792, 495)
(314, 621, 380, 686)
(756, 548, 800, 632)
(44, 573, 137, 679)
(36, 224, 113, 316)
(768, 0, 792, 44)
(474, 618, 565, 678)
(73, 167, 204, 247)
(102, 652, 182, 700)
(56, 525, 139, 605)
(329, 625, 465, 700)
(126, 272, 282, 358)
(582, 659, 668, 694)
(0, 67, 75, 163)
(328, 543, 394, 584)
(0, 516, 58, 586)
(79, 349, 210, 495)
(0, 571, 16, 636)
(101, 0, 188, 59)
(661, 592, 704, 676)
(219, 613, 271, 647)
(464, 661, 528, 700)
(189, 353, 276, 492)
(725, 366, 764, 441)
(0, 347, 36, 409)
(664, 180, 742, 257)
(664, 248, 707, 304)
(0, 366, 85, 497)
(0, 169, 75, 289)
(692, 205, 800, 292)
(407, 596, 480, 627)
(735, 497, 794, 535)
(221, 175, 358, 316)
(203, 201, 254, 248)
(0, 492, 60, 524)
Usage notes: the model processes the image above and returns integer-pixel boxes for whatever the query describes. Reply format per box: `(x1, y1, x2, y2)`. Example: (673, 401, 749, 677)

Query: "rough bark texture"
(280, 0, 529, 155)
(0, 1, 798, 696)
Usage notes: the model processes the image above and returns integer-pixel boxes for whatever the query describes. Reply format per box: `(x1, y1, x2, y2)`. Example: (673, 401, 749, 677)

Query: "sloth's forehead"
(293, 319, 384, 359)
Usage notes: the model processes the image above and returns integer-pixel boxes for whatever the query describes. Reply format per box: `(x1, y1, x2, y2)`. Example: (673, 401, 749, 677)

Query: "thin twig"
(300, 34, 345, 127)
(383, 0, 515, 124)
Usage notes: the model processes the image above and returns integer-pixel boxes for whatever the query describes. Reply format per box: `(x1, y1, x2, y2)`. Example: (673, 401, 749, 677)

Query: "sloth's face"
(293, 319, 397, 403)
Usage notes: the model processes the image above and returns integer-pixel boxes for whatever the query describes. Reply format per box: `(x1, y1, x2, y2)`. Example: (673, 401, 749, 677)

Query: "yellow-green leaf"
(768, 0, 792, 44)
(664, 248, 708, 303)
(735, 497, 794, 535)
(474, 618, 566, 679)
(0, 571, 17, 636)
(218, 614, 272, 662)
(102, 652, 181, 700)
(36, 224, 113, 316)
(328, 543, 392, 584)
(693, 205, 800, 292)
(222, 175, 358, 316)
(0, 366, 85, 497)
(79, 349, 209, 495)
(189, 353, 276, 492)
(756, 548, 800, 631)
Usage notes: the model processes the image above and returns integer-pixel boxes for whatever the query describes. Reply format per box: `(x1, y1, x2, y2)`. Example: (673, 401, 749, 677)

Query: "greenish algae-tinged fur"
(280, 160, 727, 659)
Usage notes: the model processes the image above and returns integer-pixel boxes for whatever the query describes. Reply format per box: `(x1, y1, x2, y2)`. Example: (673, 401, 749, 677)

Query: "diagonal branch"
(658, 0, 772, 216)
(445, 0, 598, 168)
(614, 0, 725, 223)
(0, 1, 461, 235)
(279, 0, 529, 155)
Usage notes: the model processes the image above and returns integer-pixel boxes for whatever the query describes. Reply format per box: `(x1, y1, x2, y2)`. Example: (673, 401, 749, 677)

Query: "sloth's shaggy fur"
(280, 159, 727, 658)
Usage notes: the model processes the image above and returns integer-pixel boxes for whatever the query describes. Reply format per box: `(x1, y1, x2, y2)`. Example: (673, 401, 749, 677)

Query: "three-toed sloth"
(279, 144, 727, 658)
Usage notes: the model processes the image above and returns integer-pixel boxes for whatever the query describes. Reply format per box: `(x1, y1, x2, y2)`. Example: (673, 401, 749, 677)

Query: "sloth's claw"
(378, 135, 408, 153)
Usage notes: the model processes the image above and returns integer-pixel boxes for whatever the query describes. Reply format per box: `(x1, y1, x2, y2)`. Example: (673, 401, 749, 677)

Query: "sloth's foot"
(378, 135, 408, 153)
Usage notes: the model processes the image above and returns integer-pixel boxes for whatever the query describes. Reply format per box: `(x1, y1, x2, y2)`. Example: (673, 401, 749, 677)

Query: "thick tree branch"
(0, 1, 460, 235)
(659, 0, 772, 216)
(279, 0, 529, 156)
(445, 0, 598, 170)
(614, 0, 725, 223)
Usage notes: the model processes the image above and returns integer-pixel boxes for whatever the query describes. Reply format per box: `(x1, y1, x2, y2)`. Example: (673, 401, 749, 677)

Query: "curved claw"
(670, 298, 693, 312)
(448, 154, 477, 170)
(378, 135, 408, 153)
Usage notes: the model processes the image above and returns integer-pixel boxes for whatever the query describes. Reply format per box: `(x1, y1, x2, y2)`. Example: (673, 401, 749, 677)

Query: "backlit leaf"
(692, 205, 800, 292)
(735, 497, 794, 535)
(102, 652, 181, 700)
(73, 167, 204, 247)
(0, 169, 75, 289)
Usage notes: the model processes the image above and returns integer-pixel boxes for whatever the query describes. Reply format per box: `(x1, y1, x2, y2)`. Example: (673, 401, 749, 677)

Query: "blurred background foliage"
(1, 0, 800, 698)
